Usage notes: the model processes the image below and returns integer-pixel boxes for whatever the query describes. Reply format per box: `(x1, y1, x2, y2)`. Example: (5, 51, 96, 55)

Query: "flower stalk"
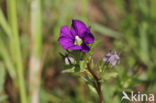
(87, 62, 104, 103)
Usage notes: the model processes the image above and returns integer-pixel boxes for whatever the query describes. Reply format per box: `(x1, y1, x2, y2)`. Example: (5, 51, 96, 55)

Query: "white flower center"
(74, 36, 82, 45)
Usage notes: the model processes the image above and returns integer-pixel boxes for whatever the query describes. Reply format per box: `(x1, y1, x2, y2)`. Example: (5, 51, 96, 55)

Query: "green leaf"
(88, 84, 97, 94)
(150, 0, 156, 18)
(81, 76, 91, 83)
(79, 60, 87, 72)
(92, 23, 122, 38)
(103, 72, 118, 80)
(62, 64, 80, 73)
(62, 66, 75, 73)
(139, 22, 149, 65)
(138, 72, 148, 81)
(0, 9, 12, 37)
(0, 35, 16, 78)
(0, 63, 6, 92)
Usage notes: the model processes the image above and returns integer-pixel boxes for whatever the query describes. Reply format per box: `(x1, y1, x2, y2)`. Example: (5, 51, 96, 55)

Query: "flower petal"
(109, 55, 118, 66)
(72, 20, 88, 37)
(103, 56, 109, 62)
(106, 51, 114, 57)
(110, 60, 117, 66)
(114, 51, 120, 59)
(83, 30, 94, 44)
(70, 26, 77, 37)
(69, 45, 81, 50)
(60, 26, 73, 38)
(81, 43, 90, 52)
(58, 37, 74, 50)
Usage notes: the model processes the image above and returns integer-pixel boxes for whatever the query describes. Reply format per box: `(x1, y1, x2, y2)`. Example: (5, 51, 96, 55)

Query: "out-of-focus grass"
(0, 0, 156, 103)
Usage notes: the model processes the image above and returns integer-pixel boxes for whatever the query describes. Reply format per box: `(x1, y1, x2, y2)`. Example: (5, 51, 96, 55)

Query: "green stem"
(0, 9, 16, 79)
(29, 0, 42, 103)
(0, 37, 16, 78)
(6, 0, 27, 103)
(0, 9, 12, 38)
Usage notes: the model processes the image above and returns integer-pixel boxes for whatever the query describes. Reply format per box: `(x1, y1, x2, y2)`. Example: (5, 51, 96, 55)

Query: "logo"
(121, 91, 155, 102)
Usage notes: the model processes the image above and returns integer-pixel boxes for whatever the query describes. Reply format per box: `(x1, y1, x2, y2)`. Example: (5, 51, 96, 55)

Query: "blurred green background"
(0, 0, 156, 103)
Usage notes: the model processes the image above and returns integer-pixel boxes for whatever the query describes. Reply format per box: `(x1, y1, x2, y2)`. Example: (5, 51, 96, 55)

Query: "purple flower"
(58, 20, 94, 52)
(103, 51, 120, 66)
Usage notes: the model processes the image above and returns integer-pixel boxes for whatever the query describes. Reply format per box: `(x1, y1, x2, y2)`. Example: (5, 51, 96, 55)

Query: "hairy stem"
(87, 63, 104, 103)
